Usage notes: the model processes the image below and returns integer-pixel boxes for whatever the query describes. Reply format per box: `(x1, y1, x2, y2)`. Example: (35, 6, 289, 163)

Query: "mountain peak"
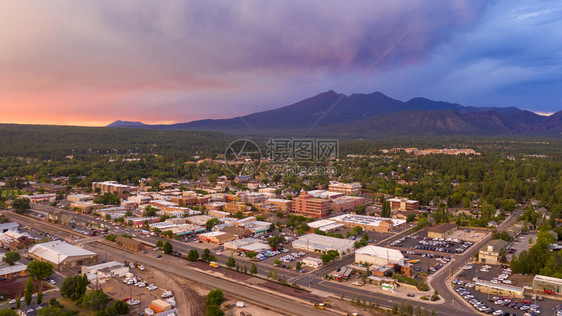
(106, 120, 146, 127)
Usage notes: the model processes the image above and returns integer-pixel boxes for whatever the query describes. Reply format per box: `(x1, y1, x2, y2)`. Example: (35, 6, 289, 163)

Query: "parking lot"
(399, 250, 451, 275)
(457, 263, 534, 288)
(453, 283, 546, 315)
(391, 234, 474, 255)
(454, 263, 559, 315)
(508, 233, 536, 261)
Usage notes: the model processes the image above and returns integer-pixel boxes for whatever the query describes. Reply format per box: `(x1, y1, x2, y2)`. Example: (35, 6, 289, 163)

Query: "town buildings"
(293, 191, 331, 219)
(328, 181, 362, 195)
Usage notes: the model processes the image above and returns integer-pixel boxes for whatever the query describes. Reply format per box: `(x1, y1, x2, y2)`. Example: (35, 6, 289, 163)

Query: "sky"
(1, 0, 561, 126)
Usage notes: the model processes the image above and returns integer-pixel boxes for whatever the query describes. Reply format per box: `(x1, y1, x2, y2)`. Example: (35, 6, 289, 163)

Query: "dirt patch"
(325, 296, 388, 316)
(510, 273, 534, 288)
(0, 277, 49, 298)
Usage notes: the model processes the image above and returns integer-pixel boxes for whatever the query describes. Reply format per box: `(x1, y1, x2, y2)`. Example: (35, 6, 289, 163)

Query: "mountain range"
(107, 91, 562, 137)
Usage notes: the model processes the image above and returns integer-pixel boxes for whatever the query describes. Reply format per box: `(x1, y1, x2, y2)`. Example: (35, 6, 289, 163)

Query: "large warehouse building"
(292, 234, 354, 255)
(29, 241, 98, 270)
(355, 245, 405, 266)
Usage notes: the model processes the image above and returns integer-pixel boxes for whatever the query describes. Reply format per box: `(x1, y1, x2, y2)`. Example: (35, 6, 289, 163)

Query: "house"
(82, 261, 129, 283)
(234, 175, 251, 183)
(115, 236, 144, 251)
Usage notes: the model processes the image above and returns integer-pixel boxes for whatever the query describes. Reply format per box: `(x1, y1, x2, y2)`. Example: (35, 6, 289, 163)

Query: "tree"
(356, 205, 366, 215)
(250, 263, 257, 274)
(205, 218, 221, 229)
(187, 249, 199, 261)
(156, 240, 163, 248)
(226, 256, 236, 268)
(205, 289, 224, 307)
(0, 309, 18, 316)
(12, 197, 30, 214)
(202, 248, 212, 262)
(110, 300, 130, 315)
(267, 234, 286, 249)
(27, 261, 53, 280)
(61, 274, 89, 300)
(296, 261, 302, 270)
(2, 251, 20, 266)
(162, 241, 173, 254)
(93, 193, 120, 205)
(352, 226, 363, 236)
(246, 251, 257, 260)
(205, 304, 225, 316)
(381, 201, 391, 218)
(15, 296, 21, 309)
(82, 290, 109, 311)
(24, 277, 34, 305)
(37, 291, 43, 305)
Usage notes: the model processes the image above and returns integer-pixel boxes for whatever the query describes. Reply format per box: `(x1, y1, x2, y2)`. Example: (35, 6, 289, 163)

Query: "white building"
(302, 257, 323, 268)
(29, 241, 98, 269)
(81, 261, 129, 283)
(292, 234, 354, 255)
(355, 245, 405, 266)
(0, 222, 19, 233)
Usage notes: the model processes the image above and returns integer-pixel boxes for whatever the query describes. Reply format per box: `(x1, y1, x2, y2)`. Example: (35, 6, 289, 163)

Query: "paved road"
(5, 208, 525, 315)
(429, 210, 523, 308)
(4, 211, 333, 316)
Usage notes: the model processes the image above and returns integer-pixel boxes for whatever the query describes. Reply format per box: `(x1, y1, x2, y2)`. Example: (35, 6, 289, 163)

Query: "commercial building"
(208, 210, 231, 218)
(308, 219, 344, 233)
(355, 245, 406, 266)
(265, 199, 293, 213)
(475, 280, 524, 299)
(239, 192, 268, 205)
(293, 191, 331, 219)
(47, 210, 76, 226)
(204, 202, 227, 211)
(31, 183, 66, 193)
(387, 198, 419, 211)
(532, 275, 562, 294)
(96, 207, 128, 220)
(214, 226, 253, 238)
(82, 261, 129, 283)
(172, 195, 209, 206)
(223, 238, 269, 253)
(125, 216, 161, 228)
(28, 241, 98, 270)
(427, 223, 457, 239)
(330, 196, 366, 213)
(24, 194, 57, 204)
(224, 202, 250, 215)
(0, 230, 35, 249)
(198, 231, 238, 245)
(478, 239, 508, 265)
(0, 222, 19, 233)
(307, 190, 344, 200)
(67, 194, 94, 202)
(330, 214, 406, 233)
(328, 181, 362, 195)
(0, 263, 28, 278)
(92, 181, 137, 195)
(302, 257, 323, 268)
(292, 234, 355, 255)
(115, 236, 145, 251)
